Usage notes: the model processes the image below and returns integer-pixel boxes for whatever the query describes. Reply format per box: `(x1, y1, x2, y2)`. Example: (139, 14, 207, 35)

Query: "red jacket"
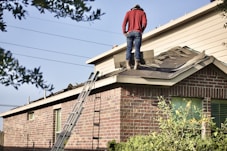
(122, 8, 147, 34)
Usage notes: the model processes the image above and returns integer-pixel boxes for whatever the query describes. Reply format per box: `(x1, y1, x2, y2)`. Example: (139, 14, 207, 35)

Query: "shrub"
(107, 97, 227, 151)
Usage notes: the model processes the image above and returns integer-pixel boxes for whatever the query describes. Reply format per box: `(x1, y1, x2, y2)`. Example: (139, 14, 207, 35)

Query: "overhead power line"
(8, 25, 113, 47)
(0, 41, 90, 59)
(0, 104, 19, 107)
(13, 52, 93, 68)
(29, 16, 122, 35)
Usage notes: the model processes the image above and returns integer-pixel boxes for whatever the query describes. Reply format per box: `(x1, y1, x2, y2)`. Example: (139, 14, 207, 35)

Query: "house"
(0, 1, 227, 151)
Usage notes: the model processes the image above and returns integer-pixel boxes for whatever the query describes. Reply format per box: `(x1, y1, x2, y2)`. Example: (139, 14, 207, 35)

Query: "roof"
(86, 1, 223, 65)
(1, 46, 226, 117)
(101, 46, 227, 84)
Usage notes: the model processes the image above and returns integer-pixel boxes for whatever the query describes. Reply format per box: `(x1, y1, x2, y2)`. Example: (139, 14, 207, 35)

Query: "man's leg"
(134, 32, 142, 69)
(126, 33, 133, 69)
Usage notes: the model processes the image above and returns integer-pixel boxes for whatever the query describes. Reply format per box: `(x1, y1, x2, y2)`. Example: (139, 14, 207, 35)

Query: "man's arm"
(122, 12, 129, 34)
(142, 12, 147, 32)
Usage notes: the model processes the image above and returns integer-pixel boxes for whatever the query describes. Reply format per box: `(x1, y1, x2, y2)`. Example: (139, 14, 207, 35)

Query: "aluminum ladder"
(51, 71, 99, 151)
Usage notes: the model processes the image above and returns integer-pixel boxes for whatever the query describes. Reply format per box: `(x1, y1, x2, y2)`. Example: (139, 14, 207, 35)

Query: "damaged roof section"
(104, 46, 227, 82)
(149, 46, 204, 71)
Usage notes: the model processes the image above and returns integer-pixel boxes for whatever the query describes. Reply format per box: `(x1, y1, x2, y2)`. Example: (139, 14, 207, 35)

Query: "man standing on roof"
(122, 4, 147, 70)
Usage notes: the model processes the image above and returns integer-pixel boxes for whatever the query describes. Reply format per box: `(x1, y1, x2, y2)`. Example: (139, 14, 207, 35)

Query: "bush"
(107, 97, 227, 151)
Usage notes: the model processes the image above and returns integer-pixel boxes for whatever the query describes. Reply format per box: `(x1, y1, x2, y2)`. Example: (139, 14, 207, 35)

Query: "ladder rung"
(65, 122, 72, 125)
(94, 123, 100, 126)
(71, 111, 79, 114)
(93, 137, 99, 139)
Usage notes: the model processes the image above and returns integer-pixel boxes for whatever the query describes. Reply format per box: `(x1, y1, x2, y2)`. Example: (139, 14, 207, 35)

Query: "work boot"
(134, 59, 140, 70)
(126, 60, 131, 70)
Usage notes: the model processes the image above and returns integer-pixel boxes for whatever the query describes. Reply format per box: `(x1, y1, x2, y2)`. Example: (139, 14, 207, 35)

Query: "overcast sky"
(0, 0, 211, 130)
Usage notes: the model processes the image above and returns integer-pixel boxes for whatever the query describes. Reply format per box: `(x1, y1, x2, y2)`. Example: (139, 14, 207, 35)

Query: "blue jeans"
(126, 31, 142, 61)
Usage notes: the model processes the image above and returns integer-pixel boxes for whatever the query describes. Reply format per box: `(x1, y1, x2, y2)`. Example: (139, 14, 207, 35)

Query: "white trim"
(53, 104, 62, 109)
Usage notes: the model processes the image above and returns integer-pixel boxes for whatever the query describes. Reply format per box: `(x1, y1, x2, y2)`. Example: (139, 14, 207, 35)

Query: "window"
(211, 100, 227, 127)
(54, 108, 61, 141)
(27, 111, 34, 120)
(171, 97, 202, 119)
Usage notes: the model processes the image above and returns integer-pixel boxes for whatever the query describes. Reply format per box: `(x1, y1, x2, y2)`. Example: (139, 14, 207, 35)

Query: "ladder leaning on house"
(51, 71, 99, 151)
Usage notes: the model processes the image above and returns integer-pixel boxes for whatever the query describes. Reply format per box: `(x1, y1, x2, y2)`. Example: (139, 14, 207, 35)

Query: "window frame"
(27, 111, 35, 121)
(211, 99, 227, 128)
(54, 108, 62, 141)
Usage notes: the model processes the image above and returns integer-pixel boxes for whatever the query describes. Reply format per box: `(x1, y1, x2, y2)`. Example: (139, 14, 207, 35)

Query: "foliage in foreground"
(0, 0, 104, 32)
(0, 48, 54, 91)
(0, 0, 104, 91)
(107, 97, 227, 151)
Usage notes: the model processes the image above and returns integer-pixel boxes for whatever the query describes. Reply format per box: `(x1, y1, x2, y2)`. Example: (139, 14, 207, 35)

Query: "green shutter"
(211, 100, 227, 128)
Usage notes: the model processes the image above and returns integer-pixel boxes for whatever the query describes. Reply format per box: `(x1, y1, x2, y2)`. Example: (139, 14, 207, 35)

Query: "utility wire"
(29, 16, 122, 35)
(13, 52, 93, 68)
(0, 41, 91, 59)
(0, 104, 19, 107)
(8, 25, 113, 47)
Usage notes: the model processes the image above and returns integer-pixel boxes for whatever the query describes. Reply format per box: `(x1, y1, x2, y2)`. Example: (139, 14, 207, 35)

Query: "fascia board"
(116, 75, 175, 86)
(213, 59, 227, 74)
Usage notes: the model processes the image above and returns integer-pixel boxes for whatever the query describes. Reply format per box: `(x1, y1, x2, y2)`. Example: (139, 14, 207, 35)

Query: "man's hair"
(134, 4, 141, 9)
(131, 4, 143, 11)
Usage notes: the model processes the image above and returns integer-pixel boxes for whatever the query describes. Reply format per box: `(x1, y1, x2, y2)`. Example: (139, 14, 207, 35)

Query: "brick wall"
(120, 86, 160, 141)
(2, 64, 227, 150)
(172, 64, 227, 99)
(3, 105, 54, 150)
(3, 87, 122, 151)
(65, 87, 121, 150)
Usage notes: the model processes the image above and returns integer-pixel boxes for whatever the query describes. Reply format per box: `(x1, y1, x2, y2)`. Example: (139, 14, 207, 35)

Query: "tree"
(0, 48, 54, 91)
(219, 0, 227, 28)
(0, 0, 104, 91)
